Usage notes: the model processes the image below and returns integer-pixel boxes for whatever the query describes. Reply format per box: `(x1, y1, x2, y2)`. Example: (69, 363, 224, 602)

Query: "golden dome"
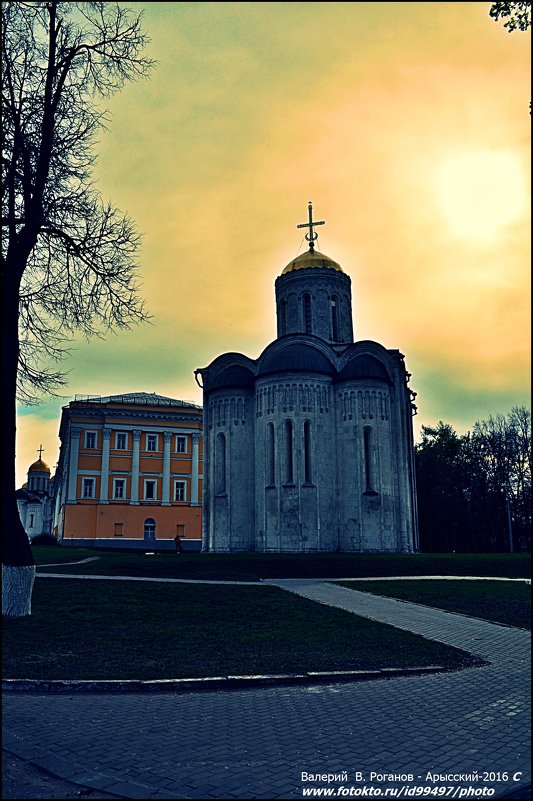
(282, 248, 342, 275)
(28, 458, 51, 473)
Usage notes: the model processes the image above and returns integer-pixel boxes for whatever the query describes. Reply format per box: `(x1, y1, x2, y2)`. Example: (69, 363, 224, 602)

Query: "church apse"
(196, 204, 418, 553)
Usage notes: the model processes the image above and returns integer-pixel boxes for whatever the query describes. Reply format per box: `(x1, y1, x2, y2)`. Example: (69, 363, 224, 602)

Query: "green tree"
(415, 422, 467, 552)
(489, 1, 532, 32)
(2, 1, 154, 617)
(416, 408, 531, 553)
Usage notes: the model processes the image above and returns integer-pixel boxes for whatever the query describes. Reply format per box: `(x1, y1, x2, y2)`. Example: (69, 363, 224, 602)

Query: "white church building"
(196, 204, 419, 553)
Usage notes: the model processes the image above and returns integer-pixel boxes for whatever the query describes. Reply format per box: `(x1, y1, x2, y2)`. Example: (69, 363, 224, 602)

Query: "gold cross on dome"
(37, 444, 44, 459)
(297, 202, 325, 252)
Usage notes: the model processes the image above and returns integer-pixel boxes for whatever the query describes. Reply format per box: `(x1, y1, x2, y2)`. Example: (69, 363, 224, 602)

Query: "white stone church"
(196, 204, 419, 553)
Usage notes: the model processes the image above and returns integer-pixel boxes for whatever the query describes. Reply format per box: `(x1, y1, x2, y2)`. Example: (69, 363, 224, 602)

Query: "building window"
(215, 432, 226, 494)
(331, 295, 339, 341)
(82, 478, 95, 498)
(284, 419, 294, 484)
(363, 427, 375, 493)
(144, 518, 156, 540)
(280, 300, 287, 335)
(146, 434, 158, 452)
(29, 513, 35, 528)
(303, 293, 312, 334)
(113, 479, 126, 499)
(85, 431, 97, 449)
(114, 523, 124, 537)
(266, 423, 275, 486)
(144, 479, 157, 500)
(115, 432, 128, 450)
(174, 481, 186, 502)
(303, 420, 312, 484)
(176, 435, 187, 453)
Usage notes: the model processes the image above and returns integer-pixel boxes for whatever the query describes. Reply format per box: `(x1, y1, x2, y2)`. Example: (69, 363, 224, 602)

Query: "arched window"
(303, 293, 312, 334)
(363, 427, 374, 492)
(144, 518, 156, 541)
(285, 419, 294, 484)
(266, 423, 275, 486)
(215, 432, 226, 494)
(279, 300, 287, 336)
(303, 420, 312, 484)
(331, 295, 339, 341)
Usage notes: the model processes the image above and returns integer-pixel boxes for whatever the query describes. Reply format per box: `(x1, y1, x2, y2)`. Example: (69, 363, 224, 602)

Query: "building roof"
(282, 248, 343, 275)
(28, 458, 51, 473)
(73, 392, 202, 409)
(258, 342, 335, 377)
(336, 354, 392, 383)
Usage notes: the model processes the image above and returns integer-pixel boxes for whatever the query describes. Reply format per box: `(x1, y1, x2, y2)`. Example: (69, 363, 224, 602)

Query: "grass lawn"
(32, 546, 530, 581)
(336, 580, 531, 630)
(2, 579, 483, 681)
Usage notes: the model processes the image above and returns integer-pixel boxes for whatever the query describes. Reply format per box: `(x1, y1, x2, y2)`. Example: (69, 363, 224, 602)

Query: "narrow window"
(280, 300, 287, 335)
(363, 427, 374, 492)
(144, 479, 157, 500)
(82, 478, 95, 498)
(144, 518, 156, 540)
(176, 435, 187, 453)
(303, 293, 312, 334)
(29, 513, 35, 528)
(115, 432, 127, 450)
(113, 479, 125, 499)
(285, 420, 294, 484)
(85, 431, 97, 449)
(266, 423, 275, 486)
(303, 421, 312, 484)
(331, 295, 339, 341)
(215, 432, 226, 494)
(114, 523, 124, 537)
(146, 434, 157, 452)
(174, 481, 186, 502)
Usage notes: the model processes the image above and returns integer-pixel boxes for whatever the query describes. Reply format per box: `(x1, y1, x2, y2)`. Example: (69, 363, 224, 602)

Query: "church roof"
(282, 248, 343, 275)
(28, 458, 51, 473)
(336, 354, 392, 383)
(258, 342, 335, 376)
(208, 365, 255, 391)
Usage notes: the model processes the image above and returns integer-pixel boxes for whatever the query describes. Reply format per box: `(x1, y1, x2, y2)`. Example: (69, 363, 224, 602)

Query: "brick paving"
(2, 579, 531, 800)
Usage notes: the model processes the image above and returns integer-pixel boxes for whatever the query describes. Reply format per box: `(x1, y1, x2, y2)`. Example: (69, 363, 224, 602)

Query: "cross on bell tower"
(37, 444, 44, 460)
(297, 201, 325, 252)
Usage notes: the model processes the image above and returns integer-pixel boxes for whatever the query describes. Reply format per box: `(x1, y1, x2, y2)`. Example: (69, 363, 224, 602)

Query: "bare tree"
(2, 1, 154, 616)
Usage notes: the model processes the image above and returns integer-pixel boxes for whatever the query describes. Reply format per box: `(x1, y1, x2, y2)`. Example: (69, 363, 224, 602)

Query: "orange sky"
(17, 2, 530, 486)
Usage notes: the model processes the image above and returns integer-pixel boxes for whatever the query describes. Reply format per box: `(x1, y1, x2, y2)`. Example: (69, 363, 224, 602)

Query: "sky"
(16, 1, 531, 486)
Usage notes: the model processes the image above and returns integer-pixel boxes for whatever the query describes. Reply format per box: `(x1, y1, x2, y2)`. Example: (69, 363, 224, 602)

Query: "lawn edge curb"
(2, 664, 479, 694)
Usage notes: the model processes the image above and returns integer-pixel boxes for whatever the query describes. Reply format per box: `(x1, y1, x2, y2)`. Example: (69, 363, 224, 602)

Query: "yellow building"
(52, 393, 203, 551)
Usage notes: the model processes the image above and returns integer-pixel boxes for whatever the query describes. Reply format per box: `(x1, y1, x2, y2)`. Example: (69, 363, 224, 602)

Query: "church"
(196, 204, 419, 553)
(16, 448, 54, 541)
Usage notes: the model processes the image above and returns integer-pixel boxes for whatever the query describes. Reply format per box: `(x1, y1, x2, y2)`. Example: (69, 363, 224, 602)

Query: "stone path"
(3, 578, 531, 800)
(35, 556, 101, 568)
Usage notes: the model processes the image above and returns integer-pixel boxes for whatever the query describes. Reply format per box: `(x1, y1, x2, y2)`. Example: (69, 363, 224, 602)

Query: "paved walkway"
(3, 579, 531, 800)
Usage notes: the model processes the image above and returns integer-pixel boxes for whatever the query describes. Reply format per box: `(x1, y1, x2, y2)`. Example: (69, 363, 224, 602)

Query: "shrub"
(31, 534, 58, 547)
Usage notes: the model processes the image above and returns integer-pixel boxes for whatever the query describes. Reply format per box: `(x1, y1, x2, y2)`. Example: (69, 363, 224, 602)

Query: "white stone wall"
(275, 269, 353, 343)
(205, 390, 255, 551)
(254, 374, 338, 552)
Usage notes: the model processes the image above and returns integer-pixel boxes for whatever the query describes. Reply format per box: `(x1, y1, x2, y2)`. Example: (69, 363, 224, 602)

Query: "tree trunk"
(1, 258, 35, 618)
(2, 565, 36, 617)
